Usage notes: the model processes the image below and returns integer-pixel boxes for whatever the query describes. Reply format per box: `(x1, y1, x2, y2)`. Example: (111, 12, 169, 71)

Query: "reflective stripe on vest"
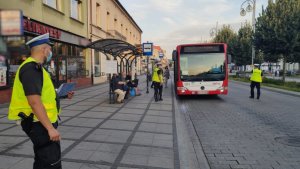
(8, 57, 59, 123)
(250, 68, 262, 82)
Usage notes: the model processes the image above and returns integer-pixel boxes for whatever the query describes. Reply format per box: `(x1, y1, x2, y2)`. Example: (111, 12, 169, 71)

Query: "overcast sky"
(119, 0, 269, 58)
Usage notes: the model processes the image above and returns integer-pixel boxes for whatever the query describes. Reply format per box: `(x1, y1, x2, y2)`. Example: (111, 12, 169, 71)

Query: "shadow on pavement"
(176, 94, 224, 101)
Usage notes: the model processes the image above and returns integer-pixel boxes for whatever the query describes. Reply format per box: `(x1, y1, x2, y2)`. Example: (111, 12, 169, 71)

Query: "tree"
(254, 0, 300, 82)
(212, 25, 238, 63)
(235, 22, 253, 66)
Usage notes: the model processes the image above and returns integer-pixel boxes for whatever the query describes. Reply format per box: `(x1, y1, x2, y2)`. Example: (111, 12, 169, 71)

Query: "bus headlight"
(177, 87, 188, 93)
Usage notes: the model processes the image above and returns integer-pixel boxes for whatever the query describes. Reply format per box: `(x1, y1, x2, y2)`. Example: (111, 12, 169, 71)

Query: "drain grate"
(275, 136, 300, 147)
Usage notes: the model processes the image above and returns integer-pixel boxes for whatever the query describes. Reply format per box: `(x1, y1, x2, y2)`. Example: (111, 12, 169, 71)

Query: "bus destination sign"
(182, 45, 224, 53)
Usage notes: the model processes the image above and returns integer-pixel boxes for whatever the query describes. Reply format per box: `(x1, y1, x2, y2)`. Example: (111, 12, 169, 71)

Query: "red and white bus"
(172, 43, 228, 96)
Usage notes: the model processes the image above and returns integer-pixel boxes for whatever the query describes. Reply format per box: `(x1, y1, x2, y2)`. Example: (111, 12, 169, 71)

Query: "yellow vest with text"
(8, 57, 59, 123)
(152, 67, 163, 82)
(250, 68, 262, 83)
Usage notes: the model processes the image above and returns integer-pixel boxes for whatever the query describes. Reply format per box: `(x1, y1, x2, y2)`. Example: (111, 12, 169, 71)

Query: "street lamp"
(210, 28, 217, 37)
(240, 0, 256, 66)
(210, 21, 219, 38)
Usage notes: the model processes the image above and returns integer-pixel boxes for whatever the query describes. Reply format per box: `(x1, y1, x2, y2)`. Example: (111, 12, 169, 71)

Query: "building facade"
(88, 0, 143, 84)
(0, 0, 143, 104)
(0, 0, 91, 103)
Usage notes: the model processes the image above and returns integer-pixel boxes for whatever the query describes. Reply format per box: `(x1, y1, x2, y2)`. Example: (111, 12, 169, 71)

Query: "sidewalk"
(0, 77, 204, 169)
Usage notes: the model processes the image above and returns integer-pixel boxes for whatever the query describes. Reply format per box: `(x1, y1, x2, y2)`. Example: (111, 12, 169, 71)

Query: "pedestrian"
(126, 72, 141, 96)
(249, 64, 263, 100)
(111, 73, 126, 103)
(8, 33, 74, 169)
(152, 63, 163, 102)
(163, 66, 170, 88)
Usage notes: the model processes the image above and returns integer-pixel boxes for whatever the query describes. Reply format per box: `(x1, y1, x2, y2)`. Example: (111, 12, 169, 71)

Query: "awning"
(86, 39, 142, 74)
(86, 39, 142, 58)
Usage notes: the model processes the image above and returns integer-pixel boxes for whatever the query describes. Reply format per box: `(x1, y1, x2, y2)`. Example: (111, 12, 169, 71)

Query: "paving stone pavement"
(0, 77, 202, 169)
(178, 81, 300, 169)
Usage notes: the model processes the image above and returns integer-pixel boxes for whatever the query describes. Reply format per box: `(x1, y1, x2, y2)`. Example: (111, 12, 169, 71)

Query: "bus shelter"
(86, 39, 142, 76)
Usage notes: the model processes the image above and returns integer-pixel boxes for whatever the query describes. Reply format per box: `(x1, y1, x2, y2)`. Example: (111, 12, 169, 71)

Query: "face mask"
(46, 51, 52, 63)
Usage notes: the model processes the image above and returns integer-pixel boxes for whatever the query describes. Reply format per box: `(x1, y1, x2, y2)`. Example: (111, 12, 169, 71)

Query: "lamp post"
(210, 21, 219, 38)
(240, 0, 256, 66)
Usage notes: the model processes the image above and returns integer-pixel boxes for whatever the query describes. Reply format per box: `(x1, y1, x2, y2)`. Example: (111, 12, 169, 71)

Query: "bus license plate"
(197, 91, 208, 94)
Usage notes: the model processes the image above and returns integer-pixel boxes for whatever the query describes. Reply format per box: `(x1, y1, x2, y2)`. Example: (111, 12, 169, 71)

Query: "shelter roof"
(86, 39, 142, 58)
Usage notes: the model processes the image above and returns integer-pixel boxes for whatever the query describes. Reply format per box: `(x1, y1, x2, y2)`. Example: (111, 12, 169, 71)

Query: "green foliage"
(230, 76, 300, 92)
(235, 23, 253, 65)
(212, 25, 238, 58)
(254, 0, 300, 82)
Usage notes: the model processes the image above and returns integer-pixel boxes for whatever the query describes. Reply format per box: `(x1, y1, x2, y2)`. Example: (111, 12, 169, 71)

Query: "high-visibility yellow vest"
(152, 67, 163, 82)
(8, 57, 59, 123)
(250, 68, 262, 82)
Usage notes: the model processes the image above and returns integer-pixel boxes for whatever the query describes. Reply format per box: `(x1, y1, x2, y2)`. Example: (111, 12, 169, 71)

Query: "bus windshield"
(180, 53, 225, 81)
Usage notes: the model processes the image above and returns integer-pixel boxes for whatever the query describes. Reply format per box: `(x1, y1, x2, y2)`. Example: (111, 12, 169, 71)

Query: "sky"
(119, 0, 269, 58)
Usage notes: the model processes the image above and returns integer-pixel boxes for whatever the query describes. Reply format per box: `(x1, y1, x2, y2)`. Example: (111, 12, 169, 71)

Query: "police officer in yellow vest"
(8, 33, 71, 169)
(152, 63, 164, 102)
(250, 64, 263, 99)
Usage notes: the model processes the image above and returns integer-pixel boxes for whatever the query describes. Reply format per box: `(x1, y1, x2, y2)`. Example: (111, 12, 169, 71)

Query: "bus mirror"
(227, 54, 232, 63)
(172, 50, 177, 61)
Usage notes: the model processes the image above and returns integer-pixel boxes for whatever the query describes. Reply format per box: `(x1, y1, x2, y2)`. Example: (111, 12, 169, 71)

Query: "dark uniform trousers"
(250, 81, 261, 99)
(22, 121, 62, 169)
(153, 82, 163, 101)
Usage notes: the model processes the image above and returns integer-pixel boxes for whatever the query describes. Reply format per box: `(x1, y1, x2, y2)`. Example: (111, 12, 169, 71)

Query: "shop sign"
(23, 19, 61, 39)
(0, 10, 23, 36)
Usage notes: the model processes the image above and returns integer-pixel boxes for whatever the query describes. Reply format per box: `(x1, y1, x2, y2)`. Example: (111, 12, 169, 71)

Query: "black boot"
(154, 94, 158, 102)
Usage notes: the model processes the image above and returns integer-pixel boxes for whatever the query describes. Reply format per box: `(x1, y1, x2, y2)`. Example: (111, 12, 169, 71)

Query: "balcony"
(107, 30, 127, 41)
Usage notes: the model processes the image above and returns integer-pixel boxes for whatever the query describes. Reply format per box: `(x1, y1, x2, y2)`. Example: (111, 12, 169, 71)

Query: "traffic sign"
(159, 52, 164, 58)
(143, 43, 153, 56)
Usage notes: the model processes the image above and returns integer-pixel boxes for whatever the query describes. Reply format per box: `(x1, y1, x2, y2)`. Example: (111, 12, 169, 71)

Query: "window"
(106, 11, 110, 31)
(121, 24, 123, 34)
(114, 18, 117, 31)
(96, 3, 101, 26)
(94, 51, 100, 65)
(180, 53, 225, 81)
(44, 0, 57, 9)
(94, 51, 100, 77)
(44, 0, 62, 11)
(70, 0, 82, 21)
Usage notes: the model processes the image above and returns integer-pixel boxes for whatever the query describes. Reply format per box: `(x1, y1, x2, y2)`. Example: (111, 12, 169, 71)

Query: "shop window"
(70, 0, 82, 21)
(0, 55, 7, 88)
(94, 51, 100, 77)
(67, 46, 87, 79)
(4, 36, 30, 87)
(68, 45, 72, 55)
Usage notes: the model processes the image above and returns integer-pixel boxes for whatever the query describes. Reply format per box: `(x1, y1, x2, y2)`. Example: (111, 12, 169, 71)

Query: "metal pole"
(251, 0, 256, 65)
(146, 56, 149, 94)
(134, 57, 137, 79)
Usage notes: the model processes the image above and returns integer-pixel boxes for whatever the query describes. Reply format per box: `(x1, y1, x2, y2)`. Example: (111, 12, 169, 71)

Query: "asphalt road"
(177, 81, 300, 169)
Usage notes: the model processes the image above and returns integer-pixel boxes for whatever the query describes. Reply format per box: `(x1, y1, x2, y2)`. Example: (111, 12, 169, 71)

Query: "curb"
(172, 77, 210, 169)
